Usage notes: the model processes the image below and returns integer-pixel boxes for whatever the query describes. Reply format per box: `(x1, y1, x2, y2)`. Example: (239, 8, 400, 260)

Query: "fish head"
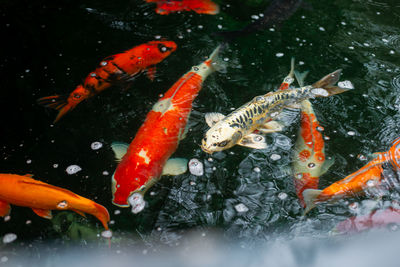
(111, 168, 148, 208)
(143, 41, 177, 64)
(201, 122, 242, 154)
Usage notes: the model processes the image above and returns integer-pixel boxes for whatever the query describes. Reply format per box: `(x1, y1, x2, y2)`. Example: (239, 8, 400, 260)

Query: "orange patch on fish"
(299, 149, 311, 162)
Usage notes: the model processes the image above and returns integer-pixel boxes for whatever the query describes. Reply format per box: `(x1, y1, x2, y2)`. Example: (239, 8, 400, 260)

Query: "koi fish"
(201, 69, 354, 154)
(145, 0, 219, 15)
(303, 138, 400, 214)
(37, 40, 177, 122)
(277, 59, 334, 208)
(0, 173, 110, 229)
(332, 207, 400, 234)
(111, 46, 223, 209)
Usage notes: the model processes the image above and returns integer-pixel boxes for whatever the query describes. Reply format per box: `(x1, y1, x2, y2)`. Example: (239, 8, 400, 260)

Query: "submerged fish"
(303, 138, 400, 214)
(38, 40, 177, 122)
(332, 207, 400, 234)
(111, 46, 223, 208)
(145, 0, 219, 15)
(278, 59, 333, 208)
(0, 173, 110, 229)
(201, 69, 354, 154)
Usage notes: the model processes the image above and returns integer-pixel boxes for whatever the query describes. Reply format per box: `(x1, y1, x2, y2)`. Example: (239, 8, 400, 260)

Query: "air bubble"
(234, 203, 249, 213)
(66, 165, 82, 174)
(270, 154, 281, 161)
(253, 167, 261, 173)
(128, 193, 145, 214)
(278, 192, 288, 200)
(188, 159, 204, 176)
(347, 131, 356, 136)
(101, 230, 112, 239)
(91, 142, 103, 150)
(2, 233, 17, 244)
(276, 53, 284, 57)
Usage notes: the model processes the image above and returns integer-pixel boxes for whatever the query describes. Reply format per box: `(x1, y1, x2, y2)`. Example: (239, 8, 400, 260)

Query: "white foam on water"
(234, 203, 249, 213)
(3, 233, 17, 244)
(128, 193, 145, 214)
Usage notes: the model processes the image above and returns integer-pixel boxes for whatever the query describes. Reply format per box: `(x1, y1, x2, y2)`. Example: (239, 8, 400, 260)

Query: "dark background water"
(1, 0, 400, 255)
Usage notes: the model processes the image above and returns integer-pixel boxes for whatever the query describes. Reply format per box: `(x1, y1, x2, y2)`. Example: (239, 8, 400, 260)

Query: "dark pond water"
(1, 0, 400, 265)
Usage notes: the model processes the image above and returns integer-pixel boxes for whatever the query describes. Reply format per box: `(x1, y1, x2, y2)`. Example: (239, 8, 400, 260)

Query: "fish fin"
(258, 121, 284, 134)
(302, 189, 322, 215)
(207, 45, 226, 73)
(239, 134, 268, 149)
(71, 209, 86, 218)
(294, 70, 309, 87)
(278, 57, 296, 90)
(32, 208, 53, 219)
(162, 158, 188, 176)
(205, 112, 225, 127)
(111, 142, 129, 162)
(0, 200, 11, 217)
(146, 66, 156, 81)
(320, 157, 335, 176)
(311, 70, 354, 97)
(37, 94, 73, 123)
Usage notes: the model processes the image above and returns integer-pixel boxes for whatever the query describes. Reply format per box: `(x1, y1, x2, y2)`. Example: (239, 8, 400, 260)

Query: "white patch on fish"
(138, 149, 150, 164)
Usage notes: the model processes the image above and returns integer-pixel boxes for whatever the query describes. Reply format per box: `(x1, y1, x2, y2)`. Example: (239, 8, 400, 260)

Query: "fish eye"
(158, 44, 171, 53)
(73, 93, 81, 99)
(203, 137, 207, 142)
(218, 140, 228, 147)
(213, 143, 217, 147)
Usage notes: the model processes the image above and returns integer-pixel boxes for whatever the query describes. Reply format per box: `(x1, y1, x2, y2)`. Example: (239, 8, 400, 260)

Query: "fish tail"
(302, 189, 322, 215)
(37, 95, 75, 123)
(311, 69, 354, 97)
(294, 70, 309, 87)
(206, 45, 226, 73)
(92, 202, 110, 230)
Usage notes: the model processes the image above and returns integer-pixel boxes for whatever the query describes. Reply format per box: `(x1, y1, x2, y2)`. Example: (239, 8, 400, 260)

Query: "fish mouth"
(201, 146, 214, 155)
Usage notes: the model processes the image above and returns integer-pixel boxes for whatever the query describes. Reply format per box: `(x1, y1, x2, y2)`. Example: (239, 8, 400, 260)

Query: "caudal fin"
(92, 202, 110, 230)
(302, 189, 323, 215)
(311, 69, 354, 97)
(37, 95, 74, 123)
(207, 45, 226, 73)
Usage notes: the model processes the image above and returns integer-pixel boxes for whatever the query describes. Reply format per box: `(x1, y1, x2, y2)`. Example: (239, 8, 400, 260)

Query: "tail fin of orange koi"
(37, 95, 74, 123)
(302, 189, 322, 215)
(92, 202, 110, 230)
(311, 70, 354, 97)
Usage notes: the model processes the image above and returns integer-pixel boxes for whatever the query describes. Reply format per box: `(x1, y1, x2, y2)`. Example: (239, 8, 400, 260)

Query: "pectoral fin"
(111, 142, 129, 162)
(32, 208, 52, 219)
(146, 66, 157, 81)
(205, 112, 225, 127)
(239, 134, 268, 149)
(258, 121, 284, 134)
(294, 70, 309, 87)
(320, 157, 335, 176)
(162, 158, 188, 176)
(0, 200, 11, 217)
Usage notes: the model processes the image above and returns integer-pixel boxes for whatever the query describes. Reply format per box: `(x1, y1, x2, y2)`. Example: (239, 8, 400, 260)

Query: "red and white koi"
(111, 46, 222, 211)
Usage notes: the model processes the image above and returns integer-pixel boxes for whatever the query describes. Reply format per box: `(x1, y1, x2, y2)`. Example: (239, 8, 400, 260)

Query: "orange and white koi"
(111, 46, 222, 210)
(145, 0, 219, 15)
(0, 173, 110, 229)
(303, 137, 400, 214)
(277, 60, 333, 208)
(38, 41, 177, 122)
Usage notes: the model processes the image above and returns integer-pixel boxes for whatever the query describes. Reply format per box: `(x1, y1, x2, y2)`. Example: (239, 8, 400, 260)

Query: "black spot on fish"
(257, 106, 263, 114)
(253, 107, 258, 114)
(230, 123, 240, 128)
(250, 109, 254, 117)
(246, 110, 250, 118)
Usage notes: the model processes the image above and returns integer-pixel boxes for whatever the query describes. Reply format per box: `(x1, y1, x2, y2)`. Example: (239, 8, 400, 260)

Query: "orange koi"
(145, 0, 219, 15)
(0, 173, 110, 229)
(111, 46, 222, 209)
(38, 41, 177, 122)
(303, 138, 400, 214)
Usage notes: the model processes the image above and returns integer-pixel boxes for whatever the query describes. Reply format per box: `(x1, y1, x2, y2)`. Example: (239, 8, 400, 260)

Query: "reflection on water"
(1, 0, 400, 264)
